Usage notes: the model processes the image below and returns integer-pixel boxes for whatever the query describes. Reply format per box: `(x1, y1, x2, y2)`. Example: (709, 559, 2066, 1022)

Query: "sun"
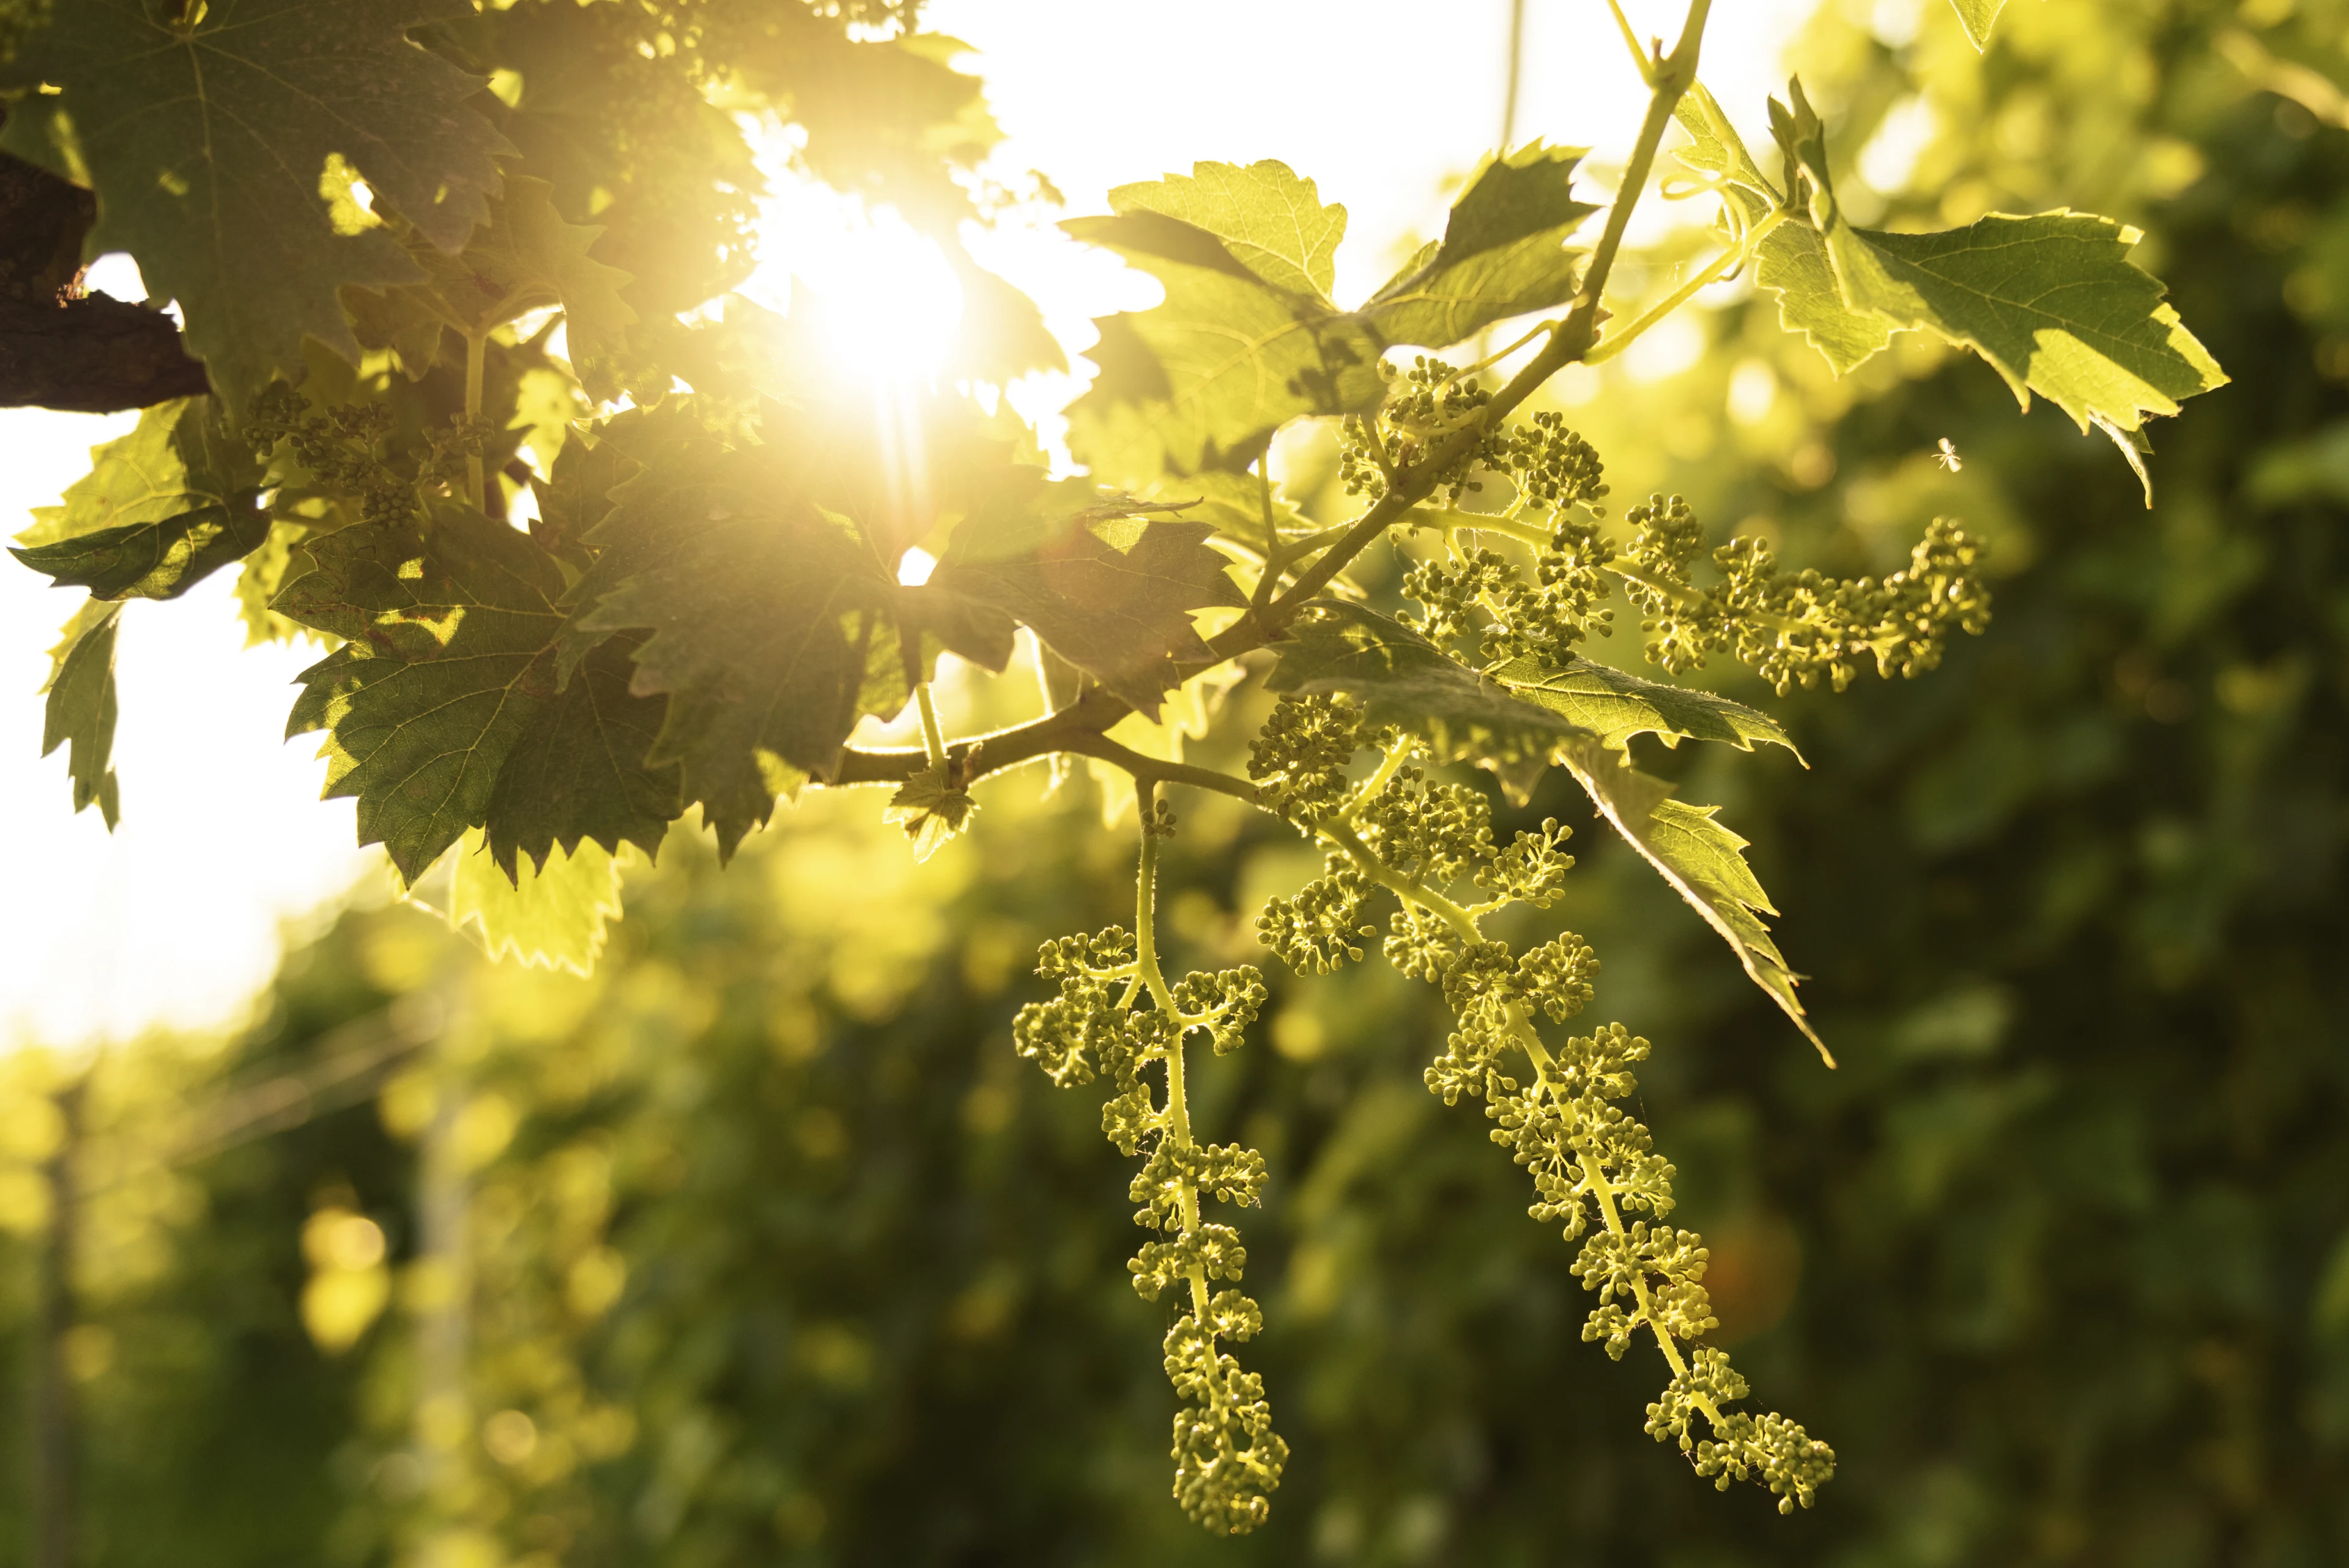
(743, 160, 968, 388)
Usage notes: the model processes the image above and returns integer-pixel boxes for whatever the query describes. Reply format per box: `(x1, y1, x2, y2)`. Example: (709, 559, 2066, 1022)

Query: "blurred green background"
(6, 0, 2349, 1564)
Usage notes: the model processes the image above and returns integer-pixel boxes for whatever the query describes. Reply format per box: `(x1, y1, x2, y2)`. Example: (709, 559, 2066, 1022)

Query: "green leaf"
(1754, 221, 1890, 375)
(1948, 0, 2007, 50)
(927, 470, 1244, 717)
(12, 396, 266, 600)
(1487, 655, 1799, 758)
(1556, 741, 1828, 1063)
(1769, 81, 2225, 436)
(943, 250, 1067, 385)
(1836, 214, 2225, 433)
(883, 760, 978, 864)
(448, 829, 629, 977)
(1110, 160, 1348, 300)
(278, 505, 570, 882)
(346, 174, 637, 379)
(0, 0, 514, 409)
(1671, 83, 1779, 206)
(1263, 601, 1590, 801)
(1363, 142, 1598, 350)
(40, 598, 121, 829)
(483, 634, 680, 883)
(567, 445, 911, 858)
(1064, 203, 1386, 480)
(1064, 151, 1597, 485)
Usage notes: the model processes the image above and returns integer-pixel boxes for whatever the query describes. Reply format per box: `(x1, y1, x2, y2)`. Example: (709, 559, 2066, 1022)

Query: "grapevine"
(0, 0, 2228, 1534)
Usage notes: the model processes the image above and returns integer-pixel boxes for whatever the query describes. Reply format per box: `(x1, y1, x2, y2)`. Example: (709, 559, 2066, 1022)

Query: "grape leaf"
(0, 0, 514, 409)
(278, 503, 677, 884)
(345, 174, 637, 379)
(1362, 142, 1598, 350)
(926, 470, 1244, 718)
(1556, 741, 1828, 1063)
(1110, 160, 1347, 299)
(1064, 151, 1596, 485)
(1754, 222, 1891, 375)
(483, 634, 679, 882)
(1767, 81, 2225, 440)
(566, 444, 912, 857)
(1671, 82, 1778, 206)
(1263, 601, 1590, 800)
(1948, 0, 2007, 50)
(278, 505, 568, 882)
(1488, 655, 1799, 758)
(1064, 201, 1386, 479)
(449, 829, 629, 977)
(12, 396, 266, 600)
(40, 598, 121, 828)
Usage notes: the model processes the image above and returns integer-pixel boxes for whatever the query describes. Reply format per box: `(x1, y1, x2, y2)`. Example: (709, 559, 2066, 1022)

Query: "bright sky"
(0, 0, 1812, 1046)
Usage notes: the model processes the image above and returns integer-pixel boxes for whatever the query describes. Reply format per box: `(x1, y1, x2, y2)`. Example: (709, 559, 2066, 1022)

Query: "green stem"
(1335, 729, 1417, 827)
(1059, 732, 1261, 807)
(1211, 0, 1710, 650)
(1135, 782, 1210, 1319)
(1320, 820, 1484, 942)
(1605, 0, 1656, 82)
(1584, 207, 1789, 367)
(463, 331, 486, 515)
(915, 684, 946, 768)
(1412, 506, 1557, 550)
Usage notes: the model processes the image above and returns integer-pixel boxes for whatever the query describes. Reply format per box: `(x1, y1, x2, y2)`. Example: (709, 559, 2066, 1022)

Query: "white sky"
(0, 0, 1811, 1046)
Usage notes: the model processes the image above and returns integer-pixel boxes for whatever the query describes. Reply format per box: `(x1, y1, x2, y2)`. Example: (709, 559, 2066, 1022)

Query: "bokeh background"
(4, 0, 2348, 1563)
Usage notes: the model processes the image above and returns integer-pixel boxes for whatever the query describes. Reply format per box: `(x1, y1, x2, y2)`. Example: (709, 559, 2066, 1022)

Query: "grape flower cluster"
(1011, 802, 1286, 1534)
(1334, 357, 1989, 692)
(247, 382, 499, 531)
(1244, 693, 1838, 1512)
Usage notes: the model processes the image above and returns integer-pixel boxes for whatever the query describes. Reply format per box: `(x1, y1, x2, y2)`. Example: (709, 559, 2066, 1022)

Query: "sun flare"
(745, 164, 967, 388)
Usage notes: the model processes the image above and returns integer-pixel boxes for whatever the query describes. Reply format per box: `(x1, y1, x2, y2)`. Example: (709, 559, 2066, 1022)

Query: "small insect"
(1934, 437, 1963, 472)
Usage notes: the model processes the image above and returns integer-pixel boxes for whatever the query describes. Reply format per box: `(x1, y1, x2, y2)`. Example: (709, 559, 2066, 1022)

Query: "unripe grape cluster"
(1616, 494, 1992, 693)
(1347, 388, 1989, 691)
(1239, 699, 1836, 1512)
(1011, 920, 1287, 1533)
(246, 382, 499, 531)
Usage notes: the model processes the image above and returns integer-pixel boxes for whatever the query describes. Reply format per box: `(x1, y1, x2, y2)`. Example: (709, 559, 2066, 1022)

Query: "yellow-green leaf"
(449, 830, 631, 977)
(1558, 741, 1828, 1063)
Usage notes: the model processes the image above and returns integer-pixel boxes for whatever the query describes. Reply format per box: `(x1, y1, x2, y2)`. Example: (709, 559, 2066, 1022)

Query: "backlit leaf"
(1948, 0, 2008, 50)
(568, 444, 911, 857)
(1557, 741, 1828, 1063)
(1064, 204, 1385, 479)
(483, 634, 680, 882)
(346, 174, 637, 379)
(1364, 142, 1598, 349)
(1488, 655, 1798, 758)
(40, 598, 121, 829)
(1110, 160, 1347, 300)
(448, 829, 631, 977)
(278, 504, 570, 882)
(0, 0, 514, 409)
(13, 396, 266, 600)
(1754, 222, 1891, 375)
(927, 470, 1244, 717)
(1768, 80, 2225, 439)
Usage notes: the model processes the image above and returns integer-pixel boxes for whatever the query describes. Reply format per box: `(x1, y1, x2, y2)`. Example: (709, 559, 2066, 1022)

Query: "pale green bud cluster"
(1338, 357, 1500, 504)
(1011, 925, 1286, 1533)
(1619, 494, 1992, 694)
(1241, 713, 1835, 1513)
(245, 383, 498, 532)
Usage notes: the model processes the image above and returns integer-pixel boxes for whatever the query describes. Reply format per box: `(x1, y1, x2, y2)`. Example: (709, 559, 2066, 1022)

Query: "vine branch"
(829, 0, 1713, 796)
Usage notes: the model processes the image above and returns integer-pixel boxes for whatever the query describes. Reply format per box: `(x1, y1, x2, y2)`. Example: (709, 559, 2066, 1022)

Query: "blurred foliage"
(5, 0, 2349, 1563)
